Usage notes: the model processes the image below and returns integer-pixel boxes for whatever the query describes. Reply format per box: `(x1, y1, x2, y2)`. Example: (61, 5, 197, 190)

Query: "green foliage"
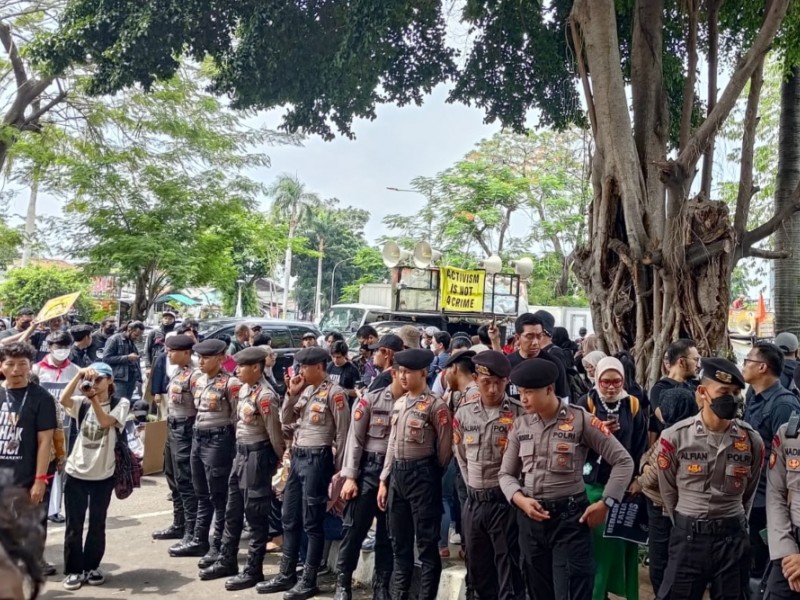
(340, 246, 388, 303)
(0, 264, 94, 318)
(0, 216, 21, 269)
(526, 253, 588, 307)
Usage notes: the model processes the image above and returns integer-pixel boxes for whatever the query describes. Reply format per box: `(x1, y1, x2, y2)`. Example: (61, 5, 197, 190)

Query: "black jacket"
(102, 333, 142, 383)
(149, 351, 170, 396)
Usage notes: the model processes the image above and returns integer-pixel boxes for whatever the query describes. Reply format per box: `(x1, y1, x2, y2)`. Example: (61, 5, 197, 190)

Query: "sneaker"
(361, 530, 376, 552)
(63, 573, 85, 591)
(449, 531, 462, 545)
(48, 513, 66, 524)
(40, 559, 57, 577)
(439, 548, 450, 559)
(86, 570, 105, 586)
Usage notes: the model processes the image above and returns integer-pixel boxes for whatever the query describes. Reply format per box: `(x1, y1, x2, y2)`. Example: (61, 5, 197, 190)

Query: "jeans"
(63, 475, 115, 575)
(439, 458, 457, 548)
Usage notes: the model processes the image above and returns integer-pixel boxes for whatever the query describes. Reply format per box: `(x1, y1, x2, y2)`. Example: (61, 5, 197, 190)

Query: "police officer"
(153, 335, 201, 552)
(657, 357, 764, 600)
(499, 358, 633, 600)
(767, 412, 800, 598)
(453, 351, 525, 600)
(377, 349, 453, 600)
(173, 339, 241, 567)
(257, 346, 349, 600)
(332, 361, 405, 600)
(443, 349, 481, 411)
(200, 347, 285, 590)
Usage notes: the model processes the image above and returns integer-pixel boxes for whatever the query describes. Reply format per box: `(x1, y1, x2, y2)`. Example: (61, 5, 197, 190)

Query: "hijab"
(581, 333, 599, 355)
(594, 356, 628, 402)
(582, 350, 607, 382)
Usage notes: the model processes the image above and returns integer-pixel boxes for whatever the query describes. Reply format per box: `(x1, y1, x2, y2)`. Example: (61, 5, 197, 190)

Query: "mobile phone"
(607, 414, 618, 424)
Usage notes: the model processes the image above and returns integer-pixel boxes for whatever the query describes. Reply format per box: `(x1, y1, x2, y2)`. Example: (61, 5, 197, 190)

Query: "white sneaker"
(449, 530, 462, 545)
(63, 573, 85, 591)
(86, 570, 105, 586)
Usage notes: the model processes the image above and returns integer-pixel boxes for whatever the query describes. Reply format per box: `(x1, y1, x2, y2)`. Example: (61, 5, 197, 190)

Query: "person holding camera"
(59, 363, 130, 592)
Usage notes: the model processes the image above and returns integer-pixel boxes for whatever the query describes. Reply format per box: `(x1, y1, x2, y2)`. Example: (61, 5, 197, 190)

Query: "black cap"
(700, 357, 745, 389)
(532, 310, 556, 337)
(472, 351, 511, 378)
(394, 349, 435, 370)
(295, 347, 330, 365)
(368, 334, 404, 352)
(302, 331, 317, 339)
(193, 338, 228, 356)
(510, 358, 559, 389)
(166, 334, 195, 351)
(234, 347, 268, 366)
(443, 349, 476, 369)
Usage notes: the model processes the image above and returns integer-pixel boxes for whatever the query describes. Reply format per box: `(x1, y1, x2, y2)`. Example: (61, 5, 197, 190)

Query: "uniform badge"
(453, 430, 462, 445)
(769, 451, 778, 470)
(497, 436, 507, 450)
(214, 379, 226, 391)
(556, 443, 570, 453)
(734, 440, 749, 452)
(260, 397, 270, 415)
(416, 401, 430, 411)
(789, 458, 800, 471)
(687, 464, 702, 474)
(558, 423, 574, 432)
(333, 392, 346, 411)
(773, 434, 782, 449)
(733, 466, 750, 478)
(590, 416, 610, 436)
(565, 413, 575, 424)
(311, 413, 321, 424)
(317, 389, 328, 398)
(657, 453, 671, 470)
(660, 437, 676, 454)
(465, 435, 474, 444)
(556, 454, 568, 466)
(436, 408, 449, 426)
(354, 408, 364, 421)
(499, 413, 513, 425)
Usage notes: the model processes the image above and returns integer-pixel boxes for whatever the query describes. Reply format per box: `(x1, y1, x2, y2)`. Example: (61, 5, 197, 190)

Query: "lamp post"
(235, 279, 245, 318)
(386, 186, 433, 238)
(330, 257, 352, 307)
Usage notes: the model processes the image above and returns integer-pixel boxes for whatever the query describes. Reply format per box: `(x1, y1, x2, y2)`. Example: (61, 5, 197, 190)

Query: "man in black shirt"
(2, 316, 65, 362)
(90, 318, 117, 361)
(327, 341, 361, 406)
(68, 325, 95, 368)
(648, 338, 699, 444)
(367, 334, 404, 392)
(0, 307, 34, 341)
(506, 312, 570, 401)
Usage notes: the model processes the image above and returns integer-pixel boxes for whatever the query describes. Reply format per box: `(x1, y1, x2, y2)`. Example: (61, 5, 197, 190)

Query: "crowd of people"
(5, 305, 800, 600)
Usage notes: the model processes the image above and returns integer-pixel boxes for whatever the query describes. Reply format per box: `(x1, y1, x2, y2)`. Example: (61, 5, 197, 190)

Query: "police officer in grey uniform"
(499, 358, 634, 600)
(377, 349, 453, 600)
(657, 357, 764, 600)
(154, 335, 201, 554)
(766, 412, 800, 598)
(200, 347, 285, 589)
(257, 346, 349, 600)
(453, 351, 525, 600)
(180, 339, 241, 567)
(332, 361, 405, 600)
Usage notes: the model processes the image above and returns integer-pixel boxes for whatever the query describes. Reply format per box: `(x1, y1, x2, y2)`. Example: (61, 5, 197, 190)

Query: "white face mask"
(52, 349, 70, 362)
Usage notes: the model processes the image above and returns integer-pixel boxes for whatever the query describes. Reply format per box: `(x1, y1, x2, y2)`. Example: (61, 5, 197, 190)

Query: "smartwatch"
(603, 496, 617, 509)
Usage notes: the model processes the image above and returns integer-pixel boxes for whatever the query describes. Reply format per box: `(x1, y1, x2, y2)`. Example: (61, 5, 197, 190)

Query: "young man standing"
(102, 321, 144, 401)
(507, 313, 569, 402)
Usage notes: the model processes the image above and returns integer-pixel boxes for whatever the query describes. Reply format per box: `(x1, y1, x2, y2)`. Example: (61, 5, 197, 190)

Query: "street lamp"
(235, 279, 245, 318)
(386, 186, 433, 238)
(330, 258, 353, 307)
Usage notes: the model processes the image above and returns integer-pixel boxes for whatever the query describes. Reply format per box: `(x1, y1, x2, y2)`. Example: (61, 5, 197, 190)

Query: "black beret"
(472, 351, 511, 378)
(700, 357, 745, 389)
(510, 358, 559, 389)
(234, 347, 268, 366)
(295, 346, 330, 365)
(193, 338, 227, 356)
(443, 350, 476, 369)
(166, 334, 195, 351)
(394, 349, 435, 370)
(368, 334, 404, 352)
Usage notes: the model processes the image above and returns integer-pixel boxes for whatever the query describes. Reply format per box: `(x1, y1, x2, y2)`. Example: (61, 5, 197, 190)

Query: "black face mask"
(163, 322, 175, 333)
(104, 326, 116, 336)
(708, 394, 738, 420)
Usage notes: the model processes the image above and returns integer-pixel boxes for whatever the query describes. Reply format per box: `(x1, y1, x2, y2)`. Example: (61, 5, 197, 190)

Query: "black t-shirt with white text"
(505, 347, 571, 401)
(0, 383, 58, 487)
(327, 362, 361, 392)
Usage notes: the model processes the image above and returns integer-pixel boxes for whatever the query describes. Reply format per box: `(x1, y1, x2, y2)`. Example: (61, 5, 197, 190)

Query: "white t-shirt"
(65, 397, 130, 481)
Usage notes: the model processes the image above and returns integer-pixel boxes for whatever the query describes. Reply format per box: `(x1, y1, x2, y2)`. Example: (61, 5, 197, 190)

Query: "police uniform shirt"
(499, 402, 634, 503)
(340, 386, 396, 480)
(448, 382, 482, 414)
(193, 371, 241, 429)
(379, 389, 453, 481)
(235, 376, 285, 458)
(767, 421, 800, 560)
(280, 378, 350, 470)
(453, 394, 522, 489)
(167, 365, 201, 418)
(657, 414, 764, 520)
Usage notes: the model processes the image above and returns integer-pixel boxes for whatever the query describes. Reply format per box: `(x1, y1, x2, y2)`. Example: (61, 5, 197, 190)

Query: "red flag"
(756, 292, 767, 323)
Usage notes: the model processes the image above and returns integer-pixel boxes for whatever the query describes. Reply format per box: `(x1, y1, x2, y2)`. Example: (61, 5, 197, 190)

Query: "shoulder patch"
(660, 437, 676, 455)
(590, 415, 610, 436)
(773, 434, 782, 449)
(333, 391, 346, 411)
(437, 407, 450, 427)
(770, 450, 778, 470)
(657, 453, 671, 470)
(260, 396, 271, 415)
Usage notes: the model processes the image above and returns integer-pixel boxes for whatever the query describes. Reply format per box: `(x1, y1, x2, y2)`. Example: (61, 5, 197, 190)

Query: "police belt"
(236, 440, 272, 455)
(362, 451, 386, 465)
(674, 511, 747, 535)
(467, 485, 505, 503)
(167, 415, 195, 428)
(536, 492, 588, 518)
(292, 445, 332, 458)
(393, 456, 436, 470)
(193, 425, 234, 438)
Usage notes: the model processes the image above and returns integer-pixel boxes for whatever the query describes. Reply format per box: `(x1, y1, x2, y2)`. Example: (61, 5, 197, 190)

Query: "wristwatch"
(603, 496, 617, 509)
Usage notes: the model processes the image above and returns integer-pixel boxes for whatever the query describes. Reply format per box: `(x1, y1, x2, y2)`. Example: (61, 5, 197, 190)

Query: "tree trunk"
(315, 237, 324, 319)
(774, 66, 800, 336)
(133, 274, 148, 320)
(21, 172, 38, 266)
(282, 220, 296, 319)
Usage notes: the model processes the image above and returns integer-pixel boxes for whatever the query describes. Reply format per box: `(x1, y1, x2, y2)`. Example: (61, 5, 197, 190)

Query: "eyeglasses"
(743, 358, 766, 365)
(598, 378, 624, 387)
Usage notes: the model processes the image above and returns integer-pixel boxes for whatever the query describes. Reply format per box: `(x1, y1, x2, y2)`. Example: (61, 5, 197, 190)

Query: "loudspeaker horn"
(382, 241, 411, 268)
(413, 241, 442, 269)
(479, 254, 503, 274)
(511, 257, 534, 279)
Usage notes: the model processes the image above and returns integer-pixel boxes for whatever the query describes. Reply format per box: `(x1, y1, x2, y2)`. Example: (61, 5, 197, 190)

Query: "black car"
(198, 318, 322, 391)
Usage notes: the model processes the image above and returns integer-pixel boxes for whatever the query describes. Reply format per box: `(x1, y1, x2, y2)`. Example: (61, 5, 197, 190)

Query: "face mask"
(163, 322, 175, 333)
(708, 394, 738, 420)
(104, 326, 116, 335)
(52, 349, 71, 362)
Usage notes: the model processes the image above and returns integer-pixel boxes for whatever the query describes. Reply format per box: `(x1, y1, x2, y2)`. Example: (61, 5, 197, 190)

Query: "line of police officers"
(147, 331, 800, 600)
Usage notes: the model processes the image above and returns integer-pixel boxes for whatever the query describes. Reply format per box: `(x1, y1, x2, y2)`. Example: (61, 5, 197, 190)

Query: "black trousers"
(388, 458, 442, 600)
(63, 475, 115, 575)
(750, 505, 769, 578)
(657, 513, 750, 600)
(336, 454, 392, 576)
(166, 417, 196, 529)
(222, 442, 278, 560)
(281, 446, 334, 569)
(647, 498, 672, 596)
(517, 495, 594, 600)
(767, 559, 800, 599)
(191, 426, 235, 544)
(462, 489, 525, 600)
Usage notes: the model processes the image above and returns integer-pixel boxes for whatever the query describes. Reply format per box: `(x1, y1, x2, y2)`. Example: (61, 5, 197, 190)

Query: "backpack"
(585, 392, 640, 417)
(78, 397, 142, 499)
(566, 367, 591, 402)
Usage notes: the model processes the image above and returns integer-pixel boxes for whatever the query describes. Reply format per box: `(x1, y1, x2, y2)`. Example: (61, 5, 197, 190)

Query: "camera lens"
(80, 380, 92, 391)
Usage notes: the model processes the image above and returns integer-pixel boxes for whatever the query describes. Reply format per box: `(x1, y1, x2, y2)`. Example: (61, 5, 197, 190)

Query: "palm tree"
(268, 174, 320, 318)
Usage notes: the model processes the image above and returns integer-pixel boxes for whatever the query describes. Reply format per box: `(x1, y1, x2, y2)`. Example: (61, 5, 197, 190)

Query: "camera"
(80, 380, 93, 392)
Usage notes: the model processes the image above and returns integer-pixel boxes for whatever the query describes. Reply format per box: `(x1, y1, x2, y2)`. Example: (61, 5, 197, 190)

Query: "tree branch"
(0, 21, 27, 90)
(746, 247, 790, 259)
(678, 0, 699, 151)
(733, 58, 765, 241)
(569, 17, 598, 138)
(22, 88, 67, 128)
(742, 181, 800, 249)
(700, 0, 721, 198)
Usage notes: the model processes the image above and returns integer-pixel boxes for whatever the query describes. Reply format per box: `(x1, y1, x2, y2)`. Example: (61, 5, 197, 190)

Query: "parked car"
(198, 318, 322, 391)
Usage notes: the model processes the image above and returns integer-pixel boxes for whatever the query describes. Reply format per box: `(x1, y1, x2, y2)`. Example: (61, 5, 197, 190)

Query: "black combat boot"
(372, 571, 391, 600)
(284, 564, 319, 600)
(168, 526, 209, 558)
(256, 556, 297, 594)
(152, 522, 184, 540)
(333, 572, 351, 600)
(199, 544, 239, 581)
(225, 554, 264, 591)
(197, 539, 222, 569)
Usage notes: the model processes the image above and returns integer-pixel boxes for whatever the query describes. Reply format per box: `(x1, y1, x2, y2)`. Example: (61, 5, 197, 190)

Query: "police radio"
(786, 411, 800, 439)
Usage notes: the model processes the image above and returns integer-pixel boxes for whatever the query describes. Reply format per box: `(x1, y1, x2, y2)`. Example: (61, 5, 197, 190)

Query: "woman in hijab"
(581, 350, 607, 387)
(577, 356, 648, 600)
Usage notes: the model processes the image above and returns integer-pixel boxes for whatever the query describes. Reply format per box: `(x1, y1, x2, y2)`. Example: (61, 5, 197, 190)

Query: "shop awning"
(155, 293, 199, 306)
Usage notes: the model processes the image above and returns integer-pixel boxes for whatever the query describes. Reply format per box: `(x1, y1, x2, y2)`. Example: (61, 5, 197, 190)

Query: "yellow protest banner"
(439, 267, 486, 313)
(36, 292, 81, 322)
